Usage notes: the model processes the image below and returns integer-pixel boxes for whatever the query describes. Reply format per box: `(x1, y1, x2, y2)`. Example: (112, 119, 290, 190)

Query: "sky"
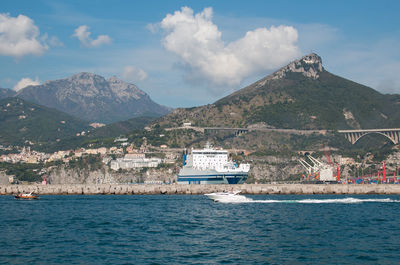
(1, 0, 400, 108)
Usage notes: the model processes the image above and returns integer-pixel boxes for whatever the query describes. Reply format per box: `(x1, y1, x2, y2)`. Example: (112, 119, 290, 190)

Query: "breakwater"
(2, 184, 400, 195)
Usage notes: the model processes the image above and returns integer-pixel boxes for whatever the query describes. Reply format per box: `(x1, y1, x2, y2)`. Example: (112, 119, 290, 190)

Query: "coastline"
(2, 184, 400, 195)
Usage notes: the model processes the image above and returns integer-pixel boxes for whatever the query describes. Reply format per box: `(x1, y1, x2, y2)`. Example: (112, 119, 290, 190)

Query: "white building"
(110, 157, 162, 170)
(125, 153, 145, 159)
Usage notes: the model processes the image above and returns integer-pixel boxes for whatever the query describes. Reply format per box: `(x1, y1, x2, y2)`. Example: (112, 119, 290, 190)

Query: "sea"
(1, 194, 400, 264)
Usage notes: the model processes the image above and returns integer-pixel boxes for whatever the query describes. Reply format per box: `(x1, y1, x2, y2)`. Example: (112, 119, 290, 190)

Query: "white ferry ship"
(177, 143, 250, 184)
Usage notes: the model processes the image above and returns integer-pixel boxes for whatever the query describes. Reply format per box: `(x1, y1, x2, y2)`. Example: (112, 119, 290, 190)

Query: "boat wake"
(209, 196, 400, 204)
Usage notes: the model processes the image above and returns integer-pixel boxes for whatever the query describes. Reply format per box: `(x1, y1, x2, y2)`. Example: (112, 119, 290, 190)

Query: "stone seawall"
(2, 184, 400, 195)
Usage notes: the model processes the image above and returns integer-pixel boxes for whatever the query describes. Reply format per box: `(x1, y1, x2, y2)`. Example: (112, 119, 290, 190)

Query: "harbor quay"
(2, 184, 400, 195)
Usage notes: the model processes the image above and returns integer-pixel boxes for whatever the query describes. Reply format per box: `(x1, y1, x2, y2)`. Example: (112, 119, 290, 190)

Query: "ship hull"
(177, 168, 248, 184)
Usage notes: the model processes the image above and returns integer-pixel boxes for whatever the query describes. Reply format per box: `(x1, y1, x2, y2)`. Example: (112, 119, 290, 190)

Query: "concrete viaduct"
(203, 127, 327, 136)
(170, 126, 400, 145)
(205, 127, 400, 145)
(337, 128, 400, 145)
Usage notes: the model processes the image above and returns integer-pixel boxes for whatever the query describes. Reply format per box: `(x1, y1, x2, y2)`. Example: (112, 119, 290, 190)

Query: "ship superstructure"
(177, 143, 250, 184)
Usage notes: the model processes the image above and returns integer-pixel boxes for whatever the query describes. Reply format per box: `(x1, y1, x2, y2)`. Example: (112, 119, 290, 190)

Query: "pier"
(2, 184, 400, 195)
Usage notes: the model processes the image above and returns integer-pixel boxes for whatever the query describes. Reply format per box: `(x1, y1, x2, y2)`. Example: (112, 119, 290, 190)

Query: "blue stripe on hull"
(178, 173, 248, 178)
(177, 175, 247, 184)
(227, 177, 240, 184)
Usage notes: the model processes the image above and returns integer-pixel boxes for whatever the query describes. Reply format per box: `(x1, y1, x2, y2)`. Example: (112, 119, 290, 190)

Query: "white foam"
(296, 198, 398, 204)
(214, 196, 400, 204)
(213, 195, 253, 203)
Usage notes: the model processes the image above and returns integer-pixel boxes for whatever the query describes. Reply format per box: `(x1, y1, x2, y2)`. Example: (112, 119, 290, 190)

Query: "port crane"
(299, 153, 336, 182)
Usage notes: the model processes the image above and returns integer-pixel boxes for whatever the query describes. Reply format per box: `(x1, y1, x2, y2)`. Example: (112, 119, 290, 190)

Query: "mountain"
(0, 88, 16, 100)
(157, 53, 400, 130)
(32, 115, 157, 153)
(0, 97, 89, 146)
(88, 116, 156, 138)
(16, 73, 172, 124)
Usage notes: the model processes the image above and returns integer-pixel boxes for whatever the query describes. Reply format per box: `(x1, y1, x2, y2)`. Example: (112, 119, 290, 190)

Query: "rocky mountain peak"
(67, 72, 106, 85)
(271, 53, 324, 80)
(107, 76, 145, 100)
(15, 72, 171, 123)
(69, 72, 100, 79)
(107, 76, 123, 84)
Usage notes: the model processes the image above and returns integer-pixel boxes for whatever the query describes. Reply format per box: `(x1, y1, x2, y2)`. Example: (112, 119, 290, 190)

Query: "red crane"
(322, 146, 333, 166)
(336, 163, 340, 182)
(382, 161, 386, 183)
(322, 145, 340, 181)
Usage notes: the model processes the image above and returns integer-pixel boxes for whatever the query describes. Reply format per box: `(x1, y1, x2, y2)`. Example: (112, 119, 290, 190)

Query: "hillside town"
(0, 135, 185, 185)
(0, 137, 180, 167)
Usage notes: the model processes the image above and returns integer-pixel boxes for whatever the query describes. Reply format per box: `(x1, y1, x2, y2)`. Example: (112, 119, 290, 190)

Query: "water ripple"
(0, 194, 400, 264)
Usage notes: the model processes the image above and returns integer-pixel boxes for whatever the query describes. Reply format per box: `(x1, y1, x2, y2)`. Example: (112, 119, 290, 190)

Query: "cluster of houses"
(0, 138, 180, 171)
(0, 146, 124, 164)
(109, 138, 178, 170)
(0, 147, 49, 164)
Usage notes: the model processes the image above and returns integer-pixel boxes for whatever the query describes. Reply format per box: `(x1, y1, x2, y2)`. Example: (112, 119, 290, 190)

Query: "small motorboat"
(204, 190, 251, 203)
(14, 192, 39, 200)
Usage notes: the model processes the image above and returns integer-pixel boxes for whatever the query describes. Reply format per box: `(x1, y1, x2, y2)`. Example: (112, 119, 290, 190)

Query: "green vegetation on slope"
(0, 97, 89, 146)
(34, 116, 156, 153)
(88, 116, 156, 138)
(67, 154, 103, 170)
(217, 71, 400, 129)
(158, 65, 400, 131)
(0, 89, 16, 100)
(1, 162, 43, 182)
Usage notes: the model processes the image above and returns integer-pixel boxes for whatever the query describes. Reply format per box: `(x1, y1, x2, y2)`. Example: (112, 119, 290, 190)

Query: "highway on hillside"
(165, 126, 328, 135)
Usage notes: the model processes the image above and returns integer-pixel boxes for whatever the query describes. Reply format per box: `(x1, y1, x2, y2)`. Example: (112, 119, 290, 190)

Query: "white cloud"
(0, 13, 48, 58)
(49, 36, 64, 47)
(13, 77, 41, 92)
(72, 25, 111, 48)
(122, 66, 148, 82)
(160, 7, 300, 87)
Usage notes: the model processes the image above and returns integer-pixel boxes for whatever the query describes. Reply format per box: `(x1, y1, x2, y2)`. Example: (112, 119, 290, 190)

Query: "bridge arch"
(338, 129, 400, 145)
(353, 132, 396, 145)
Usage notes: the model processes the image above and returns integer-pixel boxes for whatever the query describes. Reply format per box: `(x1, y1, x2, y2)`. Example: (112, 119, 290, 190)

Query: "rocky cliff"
(269, 53, 324, 80)
(47, 165, 178, 184)
(0, 171, 10, 184)
(16, 73, 172, 123)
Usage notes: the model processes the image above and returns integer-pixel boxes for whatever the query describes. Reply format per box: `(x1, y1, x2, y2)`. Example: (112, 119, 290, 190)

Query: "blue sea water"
(1, 194, 400, 264)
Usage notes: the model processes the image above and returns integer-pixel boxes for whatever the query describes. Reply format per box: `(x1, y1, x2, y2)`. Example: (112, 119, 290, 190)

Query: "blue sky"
(1, 0, 400, 108)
